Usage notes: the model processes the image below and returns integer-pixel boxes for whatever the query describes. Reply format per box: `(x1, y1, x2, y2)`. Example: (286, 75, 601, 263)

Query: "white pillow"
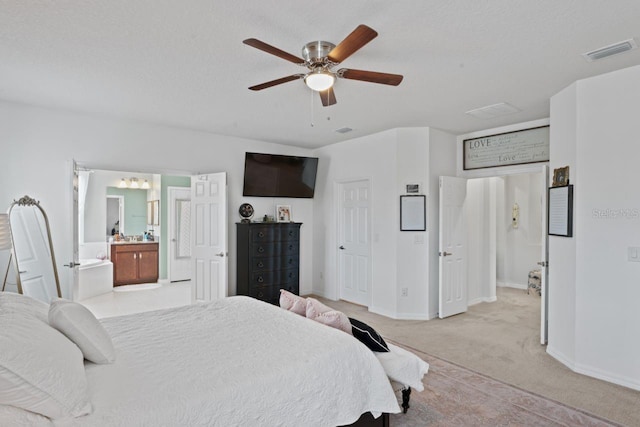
(49, 298, 116, 364)
(0, 291, 49, 323)
(0, 312, 92, 419)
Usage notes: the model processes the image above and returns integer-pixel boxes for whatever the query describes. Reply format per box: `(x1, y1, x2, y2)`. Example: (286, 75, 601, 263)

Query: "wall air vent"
(465, 102, 521, 120)
(582, 39, 637, 62)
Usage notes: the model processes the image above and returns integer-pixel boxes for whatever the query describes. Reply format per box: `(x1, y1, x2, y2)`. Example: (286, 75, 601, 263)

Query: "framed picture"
(276, 205, 291, 222)
(552, 166, 570, 187)
(400, 195, 426, 231)
(548, 185, 573, 237)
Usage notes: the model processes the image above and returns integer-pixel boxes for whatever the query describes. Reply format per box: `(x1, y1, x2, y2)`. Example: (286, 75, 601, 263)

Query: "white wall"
(548, 65, 640, 390)
(0, 101, 315, 298)
(497, 173, 542, 288)
(312, 127, 456, 319)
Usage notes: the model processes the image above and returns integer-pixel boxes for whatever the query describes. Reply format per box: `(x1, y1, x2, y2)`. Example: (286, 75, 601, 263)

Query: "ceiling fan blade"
(327, 25, 378, 64)
(243, 38, 306, 65)
(338, 68, 403, 86)
(319, 87, 337, 107)
(248, 74, 304, 91)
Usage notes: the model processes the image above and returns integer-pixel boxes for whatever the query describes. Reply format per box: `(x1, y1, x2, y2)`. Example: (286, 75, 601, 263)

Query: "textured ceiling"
(1, 1, 640, 148)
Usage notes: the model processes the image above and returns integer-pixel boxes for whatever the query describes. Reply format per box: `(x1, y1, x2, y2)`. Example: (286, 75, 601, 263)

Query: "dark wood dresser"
(236, 222, 301, 305)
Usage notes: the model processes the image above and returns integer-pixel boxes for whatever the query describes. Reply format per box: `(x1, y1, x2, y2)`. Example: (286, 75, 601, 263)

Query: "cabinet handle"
(288, 231, 293, 236)
(288, 258, 293, 264)
(139, 253, 142, 259)
(134, 253, 137, 259)
(258, 246, 265, 253)
(288, 244, 293, 250)
(257, 276, 264, 283)
(289, 272, 293, 278)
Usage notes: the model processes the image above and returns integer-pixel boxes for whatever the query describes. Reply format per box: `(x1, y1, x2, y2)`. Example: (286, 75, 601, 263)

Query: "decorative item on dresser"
(110, 242, 159, 286)
(236, 222, 301, 305)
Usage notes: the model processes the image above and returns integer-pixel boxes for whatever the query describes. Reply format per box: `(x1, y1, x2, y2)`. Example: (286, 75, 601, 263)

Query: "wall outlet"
(401, 287, 408, 297)
(628, 247, 640, 262)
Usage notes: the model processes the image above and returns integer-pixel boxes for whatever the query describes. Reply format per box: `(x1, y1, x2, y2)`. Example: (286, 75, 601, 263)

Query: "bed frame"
(343, 412, 390, 427)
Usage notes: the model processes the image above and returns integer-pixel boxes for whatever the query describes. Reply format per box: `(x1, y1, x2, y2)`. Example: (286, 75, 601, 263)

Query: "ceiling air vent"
(465, 102, 521, 120)
(335, 127, 353, 134)
(582, 39, 637, 62)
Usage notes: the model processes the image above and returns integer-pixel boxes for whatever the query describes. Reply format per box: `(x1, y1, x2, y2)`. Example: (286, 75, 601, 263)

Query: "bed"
(0, 293, 400, 426)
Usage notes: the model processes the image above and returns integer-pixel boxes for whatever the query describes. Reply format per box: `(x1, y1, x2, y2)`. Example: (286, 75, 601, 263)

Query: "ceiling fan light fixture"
(305, 69, 335, 92)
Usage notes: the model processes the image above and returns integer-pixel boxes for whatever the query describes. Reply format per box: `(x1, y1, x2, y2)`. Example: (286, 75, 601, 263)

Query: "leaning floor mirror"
(4, 195, 61, 302)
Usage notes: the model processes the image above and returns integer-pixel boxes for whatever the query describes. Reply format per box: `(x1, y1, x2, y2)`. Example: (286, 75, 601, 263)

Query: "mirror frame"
(8, 195, 62, 298)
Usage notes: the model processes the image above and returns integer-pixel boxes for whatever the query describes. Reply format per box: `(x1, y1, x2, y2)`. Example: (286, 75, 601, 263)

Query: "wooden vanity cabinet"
(111, 243, 159, 286)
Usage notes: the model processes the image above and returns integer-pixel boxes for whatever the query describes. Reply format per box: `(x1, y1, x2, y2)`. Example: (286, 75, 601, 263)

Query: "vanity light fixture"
(119, 178, 128, 188)
(141, 180, 150, 189)
(129, 178, 140, 189)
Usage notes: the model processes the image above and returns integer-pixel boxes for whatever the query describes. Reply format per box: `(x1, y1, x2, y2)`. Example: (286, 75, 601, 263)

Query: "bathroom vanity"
(111, 242, 159, 286)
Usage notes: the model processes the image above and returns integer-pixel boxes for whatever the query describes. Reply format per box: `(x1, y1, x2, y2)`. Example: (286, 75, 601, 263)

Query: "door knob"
(216, 252, 225, 257)
(439, 251, 452, 257)
(339, 246, 345, 250)
(537, 261, 548, 267)
(64, 262, 81, 268)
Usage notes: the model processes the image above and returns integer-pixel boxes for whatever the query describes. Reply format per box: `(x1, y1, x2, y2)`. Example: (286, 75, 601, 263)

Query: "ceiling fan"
(243, 24, 403, 107)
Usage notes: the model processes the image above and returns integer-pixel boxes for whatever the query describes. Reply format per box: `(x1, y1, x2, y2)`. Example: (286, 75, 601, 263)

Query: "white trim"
(468, 296, 497, 306)
(496, 281, 528, 290)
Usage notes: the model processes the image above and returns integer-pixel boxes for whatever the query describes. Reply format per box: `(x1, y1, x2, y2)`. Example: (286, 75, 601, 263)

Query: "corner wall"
(548, 65, 640, 390)
(312, 127, 456, 319)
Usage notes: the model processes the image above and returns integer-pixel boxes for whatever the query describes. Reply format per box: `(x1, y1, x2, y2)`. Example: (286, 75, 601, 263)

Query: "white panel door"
(71, 160, 80, 300)
(191, 173, 227, 303)
(169, 187, 192, 282)
(439, 176, 468, 318)
(539, 165, 550, 344)
(338, 180, 371, 306)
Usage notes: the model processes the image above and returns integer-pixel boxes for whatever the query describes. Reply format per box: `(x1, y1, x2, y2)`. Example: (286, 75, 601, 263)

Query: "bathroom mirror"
(8, 195, 61, 302)
(106, 187, 148, 237)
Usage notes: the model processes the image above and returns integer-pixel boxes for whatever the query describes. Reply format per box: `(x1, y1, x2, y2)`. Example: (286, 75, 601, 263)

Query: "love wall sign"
(463, 126, 549, 170)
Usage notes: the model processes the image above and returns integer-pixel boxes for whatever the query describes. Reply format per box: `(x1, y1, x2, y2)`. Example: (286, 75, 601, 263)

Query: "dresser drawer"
(251, 269, 299, 287)
(251, 241, 299, 257)
(251, 256, 298, 272)
(251, 225, 300, 243)
(248, 284, 276, 301)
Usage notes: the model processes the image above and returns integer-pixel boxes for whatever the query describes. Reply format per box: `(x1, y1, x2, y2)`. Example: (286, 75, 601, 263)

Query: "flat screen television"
(242, 152, 319, 198)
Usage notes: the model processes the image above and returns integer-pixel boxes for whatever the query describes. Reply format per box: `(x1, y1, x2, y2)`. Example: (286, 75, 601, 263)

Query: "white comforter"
(6, 297, 399, 426)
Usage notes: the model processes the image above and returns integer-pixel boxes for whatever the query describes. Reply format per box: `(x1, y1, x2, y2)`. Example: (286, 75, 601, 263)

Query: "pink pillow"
(305, 298, 352, 335)
(279, 290, 306, 316)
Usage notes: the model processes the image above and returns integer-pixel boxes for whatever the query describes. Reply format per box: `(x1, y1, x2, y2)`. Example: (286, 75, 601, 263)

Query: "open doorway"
(466, 170, 546, 336)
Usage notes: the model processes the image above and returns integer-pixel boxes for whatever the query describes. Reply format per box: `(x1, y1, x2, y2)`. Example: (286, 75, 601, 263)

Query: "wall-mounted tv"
(242, 152, 319, 198)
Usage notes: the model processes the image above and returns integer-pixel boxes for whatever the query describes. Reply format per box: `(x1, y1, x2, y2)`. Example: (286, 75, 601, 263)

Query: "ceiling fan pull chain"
(310, 89, 315, 127)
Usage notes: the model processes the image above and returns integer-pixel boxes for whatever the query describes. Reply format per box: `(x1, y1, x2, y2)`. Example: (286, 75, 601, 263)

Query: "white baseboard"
(497, 281, 527, 290)
(368, 305, 430, 320)
(468, 296, 497, 306)
(547, 346, 640, 392)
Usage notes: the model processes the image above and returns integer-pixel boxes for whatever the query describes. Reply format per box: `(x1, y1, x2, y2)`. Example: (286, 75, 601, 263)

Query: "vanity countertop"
(111, 240, 158, 245)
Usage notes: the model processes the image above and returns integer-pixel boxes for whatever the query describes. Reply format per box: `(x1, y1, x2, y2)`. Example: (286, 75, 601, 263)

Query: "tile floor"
(79, 281, 191, 318)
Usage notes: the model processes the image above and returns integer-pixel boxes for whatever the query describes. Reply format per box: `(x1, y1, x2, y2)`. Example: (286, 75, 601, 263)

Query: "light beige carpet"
(317, 288, 640, 426)
(389, 345, 621, 427)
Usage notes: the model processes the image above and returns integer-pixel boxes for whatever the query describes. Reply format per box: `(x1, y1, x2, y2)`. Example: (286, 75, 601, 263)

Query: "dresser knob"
(258, 292, 264, 298)
(288, 245, 293, 250)
(257, 276, 264, 283)
(258, 232, 265, 238)
(289, 231, 293, 236)
(258, 246, 265, 253)
(258, 261, 264, 268)
(288, 258, 293, 264)
(289, 272, 293, 278)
